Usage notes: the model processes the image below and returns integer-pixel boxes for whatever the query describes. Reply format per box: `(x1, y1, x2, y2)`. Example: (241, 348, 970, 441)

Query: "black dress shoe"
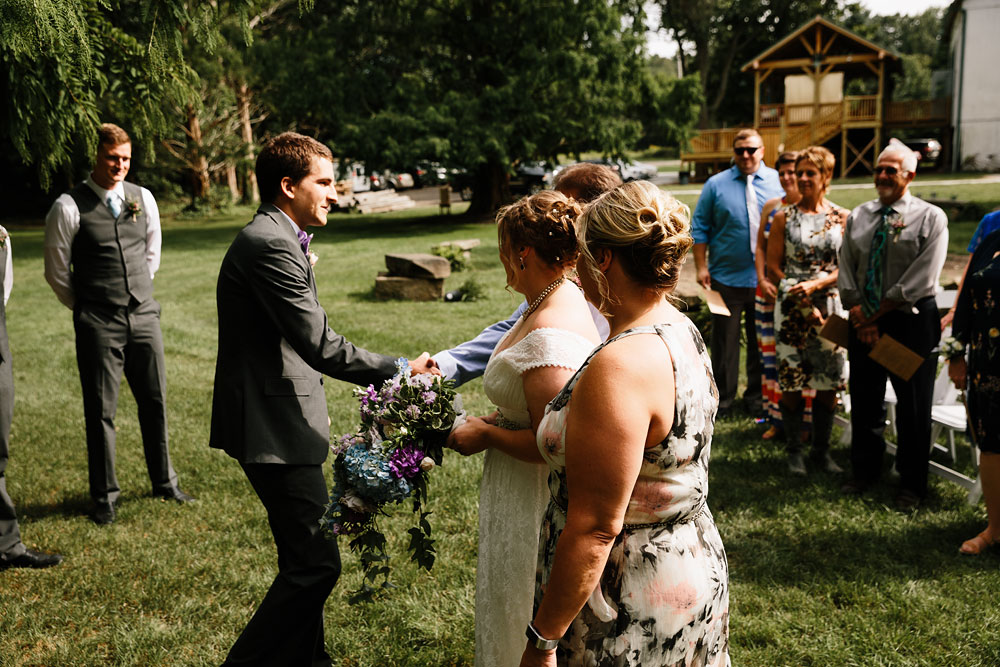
(92, 501, 116, 525)
(154, 488, 195, 503)
(1, 548, 64, 570)
(840, 479, 868, 496)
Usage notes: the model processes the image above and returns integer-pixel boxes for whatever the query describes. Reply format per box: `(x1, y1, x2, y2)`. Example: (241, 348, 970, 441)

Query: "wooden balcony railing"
(844, 95, 878, 123)
(886, 98, 951, 126)
(685, 98, 951, 163)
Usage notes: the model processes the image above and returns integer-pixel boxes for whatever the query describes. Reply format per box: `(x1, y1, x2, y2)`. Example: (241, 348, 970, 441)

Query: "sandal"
(960, 531, 996, 555)
(761, 425, 782, 440)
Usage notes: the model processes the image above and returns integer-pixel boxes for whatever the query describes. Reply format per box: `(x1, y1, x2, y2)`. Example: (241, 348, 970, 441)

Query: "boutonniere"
(0, 226, 7, 249)
(887, 212, 906, 240)
(125, 199, 142, 221)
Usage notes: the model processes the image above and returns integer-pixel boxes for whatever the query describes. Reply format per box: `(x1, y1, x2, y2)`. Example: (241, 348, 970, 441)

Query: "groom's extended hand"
(409, 352, 441, 376)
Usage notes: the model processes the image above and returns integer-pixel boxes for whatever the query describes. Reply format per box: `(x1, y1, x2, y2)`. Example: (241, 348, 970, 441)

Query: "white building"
(948, 0, 1000, 171)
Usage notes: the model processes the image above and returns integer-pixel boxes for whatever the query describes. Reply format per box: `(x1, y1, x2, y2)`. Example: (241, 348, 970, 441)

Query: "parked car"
(512, 160, 559, 194)
(332, 161, 371, 194)
(380, 170, 415, 191)
(583, 157, 657, 182)
(448, 167, 474, 201)
(412, 161, 449, 188)
(903, 138, 942, 168)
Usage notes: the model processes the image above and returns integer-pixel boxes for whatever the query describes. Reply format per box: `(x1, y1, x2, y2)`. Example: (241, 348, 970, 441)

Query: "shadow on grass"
(17, 490, 153, 523)
(709, 413, 1000, 592)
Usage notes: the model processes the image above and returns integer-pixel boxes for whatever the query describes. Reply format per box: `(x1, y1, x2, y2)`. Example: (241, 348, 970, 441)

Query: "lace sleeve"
(504, 328, 596, 376)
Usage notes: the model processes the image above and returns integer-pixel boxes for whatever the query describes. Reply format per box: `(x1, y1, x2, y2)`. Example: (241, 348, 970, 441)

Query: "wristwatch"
(525, 622, 560, 651)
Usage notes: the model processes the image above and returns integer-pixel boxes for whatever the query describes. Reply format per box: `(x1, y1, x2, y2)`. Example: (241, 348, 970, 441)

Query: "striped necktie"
(861, 206, 894, 318)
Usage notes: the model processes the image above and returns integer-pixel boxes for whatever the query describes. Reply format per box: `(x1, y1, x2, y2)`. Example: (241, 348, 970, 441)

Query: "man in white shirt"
(44, 123, 192, 525)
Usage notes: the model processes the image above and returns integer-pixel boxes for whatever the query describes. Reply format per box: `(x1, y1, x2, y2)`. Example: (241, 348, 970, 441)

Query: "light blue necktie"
(106, 194, 122, 219)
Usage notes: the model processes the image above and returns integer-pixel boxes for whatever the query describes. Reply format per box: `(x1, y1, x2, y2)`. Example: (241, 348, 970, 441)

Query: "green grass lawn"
(1, 201, 999, 666)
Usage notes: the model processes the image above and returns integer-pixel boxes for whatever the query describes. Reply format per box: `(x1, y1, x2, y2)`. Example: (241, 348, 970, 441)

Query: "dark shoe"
(893, 489, 921, 511)
(91, 501, 116, 525)
(0, 548, 64, 570)
(154, 488, 195, 503)
(787, 452, 807, 476)
(840, 479, 868, 496)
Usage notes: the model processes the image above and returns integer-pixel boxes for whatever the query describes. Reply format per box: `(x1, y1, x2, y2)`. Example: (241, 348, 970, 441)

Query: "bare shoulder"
(583, 331, 672, 393)
(531, 285, 601, 342)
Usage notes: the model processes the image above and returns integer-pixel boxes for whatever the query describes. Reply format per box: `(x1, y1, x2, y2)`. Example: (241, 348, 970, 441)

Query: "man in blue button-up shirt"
(691, 129, 782, 414)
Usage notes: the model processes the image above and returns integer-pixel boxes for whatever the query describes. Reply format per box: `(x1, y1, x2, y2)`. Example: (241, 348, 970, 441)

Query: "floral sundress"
(534, 320, 730, 666)
(774, 204, 848, 391)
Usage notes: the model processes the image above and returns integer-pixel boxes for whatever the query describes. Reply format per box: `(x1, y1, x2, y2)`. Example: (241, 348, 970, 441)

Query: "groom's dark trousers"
(211, 205, 395, 666)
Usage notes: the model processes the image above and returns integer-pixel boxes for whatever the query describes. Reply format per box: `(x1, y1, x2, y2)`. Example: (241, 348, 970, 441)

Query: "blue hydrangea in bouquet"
(321, 358, 463, 603)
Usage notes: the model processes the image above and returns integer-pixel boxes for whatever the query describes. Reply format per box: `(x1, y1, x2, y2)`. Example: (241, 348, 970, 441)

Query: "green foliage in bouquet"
(321, 359, 461, 603)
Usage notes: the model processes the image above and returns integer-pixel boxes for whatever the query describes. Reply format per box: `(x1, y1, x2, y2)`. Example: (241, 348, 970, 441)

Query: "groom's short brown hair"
(256, 132, 333, 203)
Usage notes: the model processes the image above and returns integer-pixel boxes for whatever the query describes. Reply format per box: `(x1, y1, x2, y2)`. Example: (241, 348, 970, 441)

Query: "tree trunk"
(237, 82, 260, 204)
(186, 104, 211, 204)
(226, 163, 239, 201)
(466, 159, 510, 216)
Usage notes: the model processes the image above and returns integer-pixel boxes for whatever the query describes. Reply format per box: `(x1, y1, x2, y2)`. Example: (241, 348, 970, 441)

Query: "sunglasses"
(874, 166, 899, 176)
(734, 146, 762, 156)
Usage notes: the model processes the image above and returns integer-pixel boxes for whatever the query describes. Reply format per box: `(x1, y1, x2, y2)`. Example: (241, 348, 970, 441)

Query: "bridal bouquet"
(321, 358, 463, 603)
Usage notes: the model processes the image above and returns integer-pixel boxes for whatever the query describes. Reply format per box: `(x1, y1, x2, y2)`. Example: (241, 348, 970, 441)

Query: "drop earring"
(519, 257, 526, 271)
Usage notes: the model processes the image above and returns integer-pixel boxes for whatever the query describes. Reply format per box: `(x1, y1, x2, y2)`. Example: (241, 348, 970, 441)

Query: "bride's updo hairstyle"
(496, 190, 582, 268)
(577, 180, 692, 310)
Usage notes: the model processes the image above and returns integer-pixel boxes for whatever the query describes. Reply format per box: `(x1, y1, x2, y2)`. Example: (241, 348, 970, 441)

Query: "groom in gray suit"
(211, 132, 435, 666)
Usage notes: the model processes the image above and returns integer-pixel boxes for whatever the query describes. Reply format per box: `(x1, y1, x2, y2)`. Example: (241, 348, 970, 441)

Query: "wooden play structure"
(681, 16, 952, 180)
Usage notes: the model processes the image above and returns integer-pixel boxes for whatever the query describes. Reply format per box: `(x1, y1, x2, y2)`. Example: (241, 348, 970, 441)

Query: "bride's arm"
(447, 418, 542, 462)
(446, 365, 575, 463)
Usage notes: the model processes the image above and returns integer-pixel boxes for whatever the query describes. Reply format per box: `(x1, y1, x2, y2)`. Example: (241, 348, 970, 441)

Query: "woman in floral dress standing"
(767, 146, 848, 476)
(947, 228, 1000, 554)
(520, 181, 728, 667)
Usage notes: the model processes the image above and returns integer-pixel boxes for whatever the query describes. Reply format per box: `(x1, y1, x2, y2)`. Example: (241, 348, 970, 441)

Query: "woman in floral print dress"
(947, 228, 1000, 554)
(519, 181, 728, 667)
(767, 146, 848, 476)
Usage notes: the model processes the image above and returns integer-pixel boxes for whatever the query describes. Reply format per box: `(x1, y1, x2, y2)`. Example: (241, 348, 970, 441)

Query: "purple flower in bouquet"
(421, 391, 437, 405)
(388, 445, 425, 479)
(404, 404, 421, 420)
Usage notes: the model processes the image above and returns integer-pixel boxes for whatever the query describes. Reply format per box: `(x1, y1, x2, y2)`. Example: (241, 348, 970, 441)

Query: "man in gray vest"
(0, 227, 63, 569)
(44, 123, 192, 525)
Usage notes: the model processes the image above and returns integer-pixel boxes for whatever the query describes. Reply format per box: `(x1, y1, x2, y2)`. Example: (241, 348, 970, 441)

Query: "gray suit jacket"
(210, 205, 397, 464)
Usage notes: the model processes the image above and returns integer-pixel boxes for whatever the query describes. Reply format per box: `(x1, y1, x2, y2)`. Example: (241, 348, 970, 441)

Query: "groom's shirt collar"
(84, 175, 125, 204)
(268, 204, 301, 237)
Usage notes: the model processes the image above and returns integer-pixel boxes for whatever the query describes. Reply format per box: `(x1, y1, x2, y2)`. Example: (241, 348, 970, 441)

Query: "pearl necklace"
(524, 277, 564, 317)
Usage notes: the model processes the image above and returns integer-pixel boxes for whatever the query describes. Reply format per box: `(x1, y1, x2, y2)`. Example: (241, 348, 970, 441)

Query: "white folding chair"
(930, 362, 962, 463)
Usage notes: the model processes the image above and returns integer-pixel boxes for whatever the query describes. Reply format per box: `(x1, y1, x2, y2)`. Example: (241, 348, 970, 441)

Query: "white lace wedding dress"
(476, 325, 597, 667)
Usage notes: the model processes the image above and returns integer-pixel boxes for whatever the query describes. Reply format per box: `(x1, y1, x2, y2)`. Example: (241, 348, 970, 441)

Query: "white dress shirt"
(43, 176, 161, 309)
(0, 229, 13, 307)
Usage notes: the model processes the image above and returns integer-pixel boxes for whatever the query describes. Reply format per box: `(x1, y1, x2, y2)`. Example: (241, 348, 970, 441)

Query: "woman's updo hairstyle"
(795, 145, 836, 193)
(496, 190, 582, 267)
(577, 180, 692, 310)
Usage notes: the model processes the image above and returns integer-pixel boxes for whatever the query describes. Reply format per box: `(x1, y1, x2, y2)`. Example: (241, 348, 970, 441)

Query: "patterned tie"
(745, 174, 760, 255)
(106, 193, 121, 219)
(861, 206, 894, 318)
(297, 229, 312, 257)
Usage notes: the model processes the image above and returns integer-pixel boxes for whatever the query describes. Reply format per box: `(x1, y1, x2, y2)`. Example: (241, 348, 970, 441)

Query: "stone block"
(437, 238, 481, 251)
(375, 275, 445, 301)
(385, 253, 451, 279)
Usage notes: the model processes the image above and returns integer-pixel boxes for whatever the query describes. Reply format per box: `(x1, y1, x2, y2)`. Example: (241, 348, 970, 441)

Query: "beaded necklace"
(523, 277, 564, 317)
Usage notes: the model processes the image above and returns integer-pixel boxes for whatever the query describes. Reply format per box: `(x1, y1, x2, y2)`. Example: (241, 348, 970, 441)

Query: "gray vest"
(68, 182, 154, 307)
